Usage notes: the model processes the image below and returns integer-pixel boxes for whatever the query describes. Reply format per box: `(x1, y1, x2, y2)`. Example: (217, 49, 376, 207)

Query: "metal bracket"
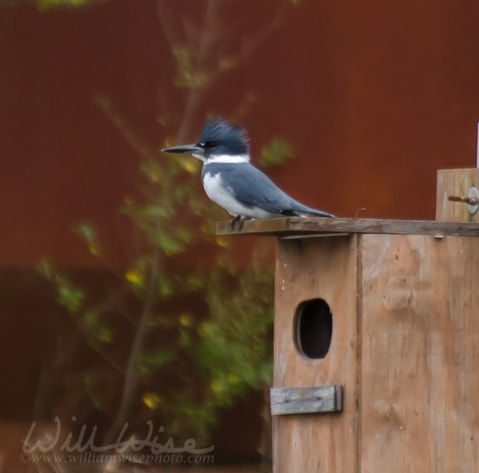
(467, 187, 479, 214)
(448, 187, 479, 215)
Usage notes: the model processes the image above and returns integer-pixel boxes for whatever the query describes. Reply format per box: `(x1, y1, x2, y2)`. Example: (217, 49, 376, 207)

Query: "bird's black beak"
(161, 144, 203, 155)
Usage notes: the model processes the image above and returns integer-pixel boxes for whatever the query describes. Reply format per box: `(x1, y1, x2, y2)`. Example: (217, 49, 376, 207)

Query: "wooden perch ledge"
(216, 216, 479, 238)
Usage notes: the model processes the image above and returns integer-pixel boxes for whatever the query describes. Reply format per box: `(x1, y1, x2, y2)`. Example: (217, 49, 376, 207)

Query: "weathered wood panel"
(436, 168, 479, 222)
(360, 234, 479, 473)
(270, 385, 343, 416)
(216, 216, 479, 237)
(273, 235, 359, 473)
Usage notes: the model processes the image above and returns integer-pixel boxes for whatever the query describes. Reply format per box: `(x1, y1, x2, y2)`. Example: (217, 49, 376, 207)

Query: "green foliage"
(72, 221, 96, 244)
(35, 0, 302, 445)
(98, 123, 286, 437)
(34, 0, 103, 10)
(37, 142, 277, 441)
(2, 0, 105, 9)
(37, 260, 86, 314)
(57, 285, 85, 313)
(84, 311, 113, 343)
(258, 138, 293, 168)
(37, 259, 114, 344)
(173, 46, 210, 89)
(137, 349, 177, 375)
(72, 221, 101, 255)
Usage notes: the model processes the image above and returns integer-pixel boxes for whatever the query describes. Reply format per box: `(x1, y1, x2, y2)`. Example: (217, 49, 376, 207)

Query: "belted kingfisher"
(162, 117, 334, 228)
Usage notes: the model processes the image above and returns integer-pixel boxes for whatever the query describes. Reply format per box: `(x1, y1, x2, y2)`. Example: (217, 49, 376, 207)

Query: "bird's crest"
(199, 117, 249, 154)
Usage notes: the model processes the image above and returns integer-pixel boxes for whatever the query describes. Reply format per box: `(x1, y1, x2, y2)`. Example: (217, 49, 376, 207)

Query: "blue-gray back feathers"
(202, 162, 332, 217)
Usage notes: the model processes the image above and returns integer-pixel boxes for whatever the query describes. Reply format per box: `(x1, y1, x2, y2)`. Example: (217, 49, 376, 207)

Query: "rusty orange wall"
(1, 0, 479, 266)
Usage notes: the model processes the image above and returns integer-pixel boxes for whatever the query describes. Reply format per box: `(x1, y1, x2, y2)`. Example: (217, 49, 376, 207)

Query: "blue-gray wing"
(202, 163, 333, 217)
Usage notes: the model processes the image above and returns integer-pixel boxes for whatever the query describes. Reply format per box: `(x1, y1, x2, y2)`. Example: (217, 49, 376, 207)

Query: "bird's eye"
(204, 141, 217, 149)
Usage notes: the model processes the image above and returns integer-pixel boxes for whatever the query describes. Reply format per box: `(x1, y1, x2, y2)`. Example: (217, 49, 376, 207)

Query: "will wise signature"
(23, 417, 215, 455)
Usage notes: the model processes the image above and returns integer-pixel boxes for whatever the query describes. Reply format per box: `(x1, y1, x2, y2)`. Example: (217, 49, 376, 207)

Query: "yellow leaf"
(88, 242, 101, 256)
(181, 158, 200, 174)
(142, 392, 161, 410)
(227, 373, 240, 385)
(211, 379, 223, 394)
(197, 322, 210, 337)
(125, 269, 143, 284)
(215, 236, 229, 248)
(179, 313, 193, 327)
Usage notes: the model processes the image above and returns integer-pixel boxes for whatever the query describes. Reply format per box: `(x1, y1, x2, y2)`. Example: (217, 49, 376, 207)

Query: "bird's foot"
(228, 216, 241, 231)
(229, 215, 250, 231)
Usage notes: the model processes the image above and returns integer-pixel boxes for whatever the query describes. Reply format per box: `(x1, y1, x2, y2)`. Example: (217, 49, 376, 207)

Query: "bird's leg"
(236, 216, 252, 230)
(229, 215, 242, 231)
(228, 215, 251, 231)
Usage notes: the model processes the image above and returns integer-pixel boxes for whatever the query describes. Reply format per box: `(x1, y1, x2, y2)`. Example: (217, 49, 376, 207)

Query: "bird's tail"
(301, 208, 335, 218)
(289, 203, 334, 218)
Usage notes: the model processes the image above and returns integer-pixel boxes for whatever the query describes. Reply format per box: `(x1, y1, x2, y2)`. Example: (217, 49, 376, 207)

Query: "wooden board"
(216, 217, 479, 238)
(360, 234, 479, 472)
(272, 235, 360, 473)
(270, 385, 343, 416)
(436, 168, 479, 222)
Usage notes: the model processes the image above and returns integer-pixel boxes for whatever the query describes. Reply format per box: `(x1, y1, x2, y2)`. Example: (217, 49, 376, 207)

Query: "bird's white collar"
(203, 154, 251, 164)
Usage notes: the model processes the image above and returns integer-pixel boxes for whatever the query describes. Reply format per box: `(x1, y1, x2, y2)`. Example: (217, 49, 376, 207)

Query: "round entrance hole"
(294, 298, 332, 359)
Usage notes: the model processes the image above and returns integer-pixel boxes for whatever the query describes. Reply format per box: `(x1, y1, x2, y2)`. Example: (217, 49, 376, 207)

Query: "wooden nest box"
(217, 168, 479, 473)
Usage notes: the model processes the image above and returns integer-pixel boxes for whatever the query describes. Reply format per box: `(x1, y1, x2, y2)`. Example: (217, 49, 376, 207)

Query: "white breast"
(202, 172, 273, 218)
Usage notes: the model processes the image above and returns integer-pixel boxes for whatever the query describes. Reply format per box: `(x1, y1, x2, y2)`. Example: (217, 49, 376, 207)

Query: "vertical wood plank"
(272, 235, 360, 473)
(436, 169, 479, 222)
(361, 234, 479, 473)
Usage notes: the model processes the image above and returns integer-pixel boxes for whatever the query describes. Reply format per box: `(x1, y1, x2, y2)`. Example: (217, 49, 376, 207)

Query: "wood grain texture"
(436, 169, 479, 222)
(270, 385, 343, 416)
(272, 235, 360, 473)
(360, 234, 479, 473)
(216, 217, 479, 237)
